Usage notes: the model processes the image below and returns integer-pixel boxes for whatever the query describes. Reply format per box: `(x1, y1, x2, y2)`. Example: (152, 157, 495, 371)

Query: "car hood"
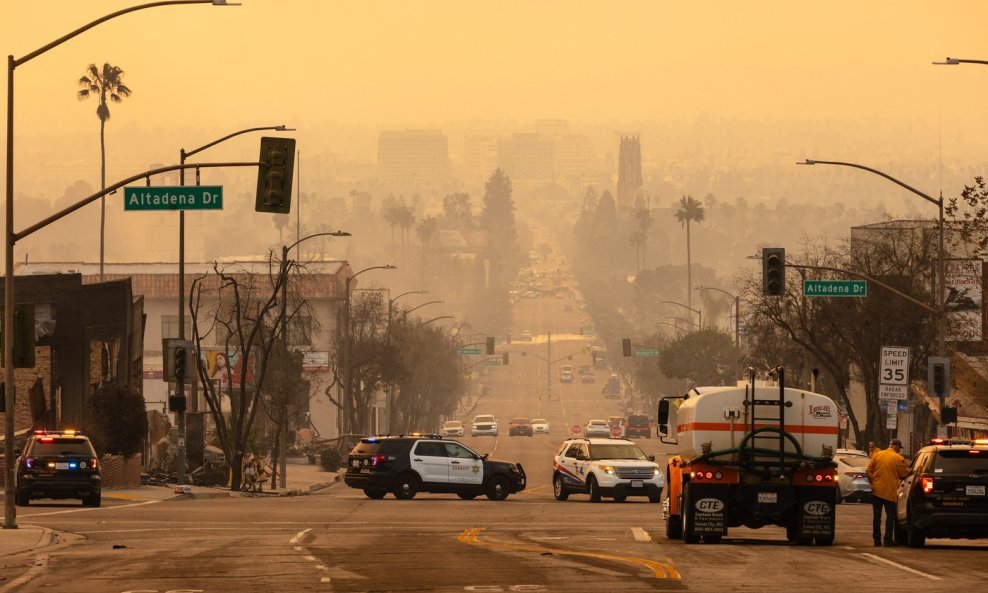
(591, 458, 657, 467)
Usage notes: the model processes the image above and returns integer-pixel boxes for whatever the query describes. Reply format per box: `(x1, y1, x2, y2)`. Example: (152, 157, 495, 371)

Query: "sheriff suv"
(895, 437, 988, 547)
(552, 437, 663, 503)
(15, 430, 102, 507)
(344, 435, 526, 501)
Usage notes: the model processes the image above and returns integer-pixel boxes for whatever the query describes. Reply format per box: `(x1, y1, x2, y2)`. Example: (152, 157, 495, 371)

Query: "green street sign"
(803, 280, 867, 297)
(124, 186, 223, 211)
(457, 347, 481, 355)
(634, 348, 659, 357)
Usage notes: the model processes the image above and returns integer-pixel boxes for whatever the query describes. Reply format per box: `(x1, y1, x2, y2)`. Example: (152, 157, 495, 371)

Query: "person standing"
(866, 438, 911, 546)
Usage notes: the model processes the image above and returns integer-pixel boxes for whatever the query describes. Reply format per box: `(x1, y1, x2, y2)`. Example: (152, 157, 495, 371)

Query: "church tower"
(617, 135, 642, 210)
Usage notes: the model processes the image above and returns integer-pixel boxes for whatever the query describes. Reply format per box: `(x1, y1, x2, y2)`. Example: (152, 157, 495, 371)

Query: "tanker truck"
(657, 368, 839, 545)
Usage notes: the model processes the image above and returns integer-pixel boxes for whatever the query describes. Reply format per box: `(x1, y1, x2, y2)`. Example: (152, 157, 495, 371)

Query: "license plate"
(966, 485, 986, 496)
(56, 462, 69, 470)
(631, 480, 644, 488)
(758, 492, 778, 503)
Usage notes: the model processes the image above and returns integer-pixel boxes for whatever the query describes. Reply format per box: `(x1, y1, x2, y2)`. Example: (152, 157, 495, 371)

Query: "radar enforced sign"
(878, 346, 910, 401)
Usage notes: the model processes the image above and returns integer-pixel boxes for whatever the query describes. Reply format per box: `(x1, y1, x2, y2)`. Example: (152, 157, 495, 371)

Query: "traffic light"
(255, 137, 296, 213)
(762, 247, 786, 296)
(486, 336, 495, 355)
(174, 346, 187, 381)
(622, 338, 632, 357)
(502, 352, 509, 365)
(929, 358, 950, 398)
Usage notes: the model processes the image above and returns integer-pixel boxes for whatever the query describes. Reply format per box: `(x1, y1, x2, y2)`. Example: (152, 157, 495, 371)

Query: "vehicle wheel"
(587, 476, 602, 503)
(485, 475, 511, 501)
(15, 491, 29, 506)
(613, 495, 627, 502)
(553, 475, 570, 501)
(894, 519, 908, 545)
(681, 489, 700, 544)
(83, 493, 101, 508)
(907, 512, 926, 548)
(666, 511, 683, 540)
(392, 473, 420, 500)
(457, 491, 479, 500)
(786, 522, 798, 543)
(363, 488, 387, 499)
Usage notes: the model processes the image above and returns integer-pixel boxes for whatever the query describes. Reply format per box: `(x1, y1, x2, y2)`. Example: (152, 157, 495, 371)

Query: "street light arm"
(15, 0, 232, 67)
(403, 300, 445, 316)
(695, 285, 736, 301)
(799, 159, 941, 207)
(285, 231, 350, 254)
(933, 57, 988, 66)
(184, 125, 295, 160)
(421, 315, 454, 326)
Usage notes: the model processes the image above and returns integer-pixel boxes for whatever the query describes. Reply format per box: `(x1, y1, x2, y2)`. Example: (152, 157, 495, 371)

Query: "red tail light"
(921, 476, 934, 494)
(39, 437, 54, 443)
(370, 455, 387, 467)
(91, 457, 99, 470)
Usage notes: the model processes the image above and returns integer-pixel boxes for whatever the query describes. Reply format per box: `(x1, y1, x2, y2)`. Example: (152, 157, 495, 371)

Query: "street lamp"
(697, 285, 741, 377)
(661, 300, 702, 330)
(342, 265, 396, 436)
(421, 315, 455, 326)
(933, 57, 988, 66)
(798, 159, 945, 358)
(171, 125, 293, 486)
(4, 0, 238, 531)
(401, 299, 445, 321)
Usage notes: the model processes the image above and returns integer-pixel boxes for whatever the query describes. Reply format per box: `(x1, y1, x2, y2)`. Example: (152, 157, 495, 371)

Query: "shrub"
(85, 382, 148, 457)
(319, 448, 343, 472)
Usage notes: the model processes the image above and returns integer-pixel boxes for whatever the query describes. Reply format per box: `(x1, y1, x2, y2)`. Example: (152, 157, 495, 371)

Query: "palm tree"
(673, 195, 705, 318)
(78, 63, 132, 280)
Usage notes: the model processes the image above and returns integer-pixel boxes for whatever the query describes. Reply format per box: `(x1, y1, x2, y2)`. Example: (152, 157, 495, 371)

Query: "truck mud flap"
(796, 487, 837, 540)
(685, 484, 728, 535)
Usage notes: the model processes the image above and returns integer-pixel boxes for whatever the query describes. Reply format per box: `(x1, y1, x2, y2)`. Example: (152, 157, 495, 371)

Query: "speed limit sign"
(880, 346, 910, 385)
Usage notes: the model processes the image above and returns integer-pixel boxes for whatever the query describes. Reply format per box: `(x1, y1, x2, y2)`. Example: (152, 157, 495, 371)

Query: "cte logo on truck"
(695, 498, 725, 513)
(803, 502, 831, 516)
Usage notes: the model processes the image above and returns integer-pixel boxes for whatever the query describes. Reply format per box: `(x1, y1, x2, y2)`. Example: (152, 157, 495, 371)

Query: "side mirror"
(648, 455, 656, 462)
(481, 453, 489, 460)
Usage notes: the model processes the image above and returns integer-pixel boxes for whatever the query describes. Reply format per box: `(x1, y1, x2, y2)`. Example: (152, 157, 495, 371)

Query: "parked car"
(552, 437, 663, 503)
(344, 436, 526, 500)
(471, 415, 499, 437)
(584, 419, 611, 438)
(441, 420, 465, 438)
(625, 414, 651, 439)
(834, 449, 871, 503)
(508, 418, 534, 437)
(531, 418, 550, 435)
(581, 372, 596, 383)
(15, 429, 102, 507)
(895, 437, 988, 547)
(520, 330, 533, 342)
(560, 372, 574, 383)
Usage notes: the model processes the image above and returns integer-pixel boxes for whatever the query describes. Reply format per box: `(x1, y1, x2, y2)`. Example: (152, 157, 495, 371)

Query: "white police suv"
(552, 437, 663, 503)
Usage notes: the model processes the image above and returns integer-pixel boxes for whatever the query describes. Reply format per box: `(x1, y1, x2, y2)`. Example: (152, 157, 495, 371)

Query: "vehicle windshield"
(628, 415, 648, 424)
(444, 421, 462, 428)
(532, 419, 547, 424)
(28, 438, 94, 456)
(475, 416, 495, 423)
(589, 420, 607, 426)
(837, 455, 869, 468)
(589, 443, 648, 460)
(935, 450, 988, 473)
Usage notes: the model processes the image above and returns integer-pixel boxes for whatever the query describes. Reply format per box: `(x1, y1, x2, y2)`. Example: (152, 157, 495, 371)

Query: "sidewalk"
(1, 463, 346, 557)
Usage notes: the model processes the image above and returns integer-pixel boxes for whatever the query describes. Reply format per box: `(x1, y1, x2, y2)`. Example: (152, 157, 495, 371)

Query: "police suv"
(344, 435, 526, 501)
(552, 437, 663, 503)
(15, 429, 102, 507)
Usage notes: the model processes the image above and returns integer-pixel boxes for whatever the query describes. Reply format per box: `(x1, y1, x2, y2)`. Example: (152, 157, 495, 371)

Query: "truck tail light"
(921, 477, 934, 494)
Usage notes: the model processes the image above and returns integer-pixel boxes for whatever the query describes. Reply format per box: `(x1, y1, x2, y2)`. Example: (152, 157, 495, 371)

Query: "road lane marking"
(290, 528, 312, 544)
(0, 554, 47, 593)
(304, 555, 317, 561)
(859, 553, 942, 581)
(519, 485, 546, 494)
(458, 527, 680, 579)
(18, 499, 163, 517)
(630, 527, 651, 542)
(321, 577, 332, 583)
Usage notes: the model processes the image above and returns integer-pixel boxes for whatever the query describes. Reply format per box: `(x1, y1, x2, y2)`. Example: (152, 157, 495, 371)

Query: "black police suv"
(344, 435, 526, 500)
(895, 437, 988, 547)
(16, 430, 102, 507)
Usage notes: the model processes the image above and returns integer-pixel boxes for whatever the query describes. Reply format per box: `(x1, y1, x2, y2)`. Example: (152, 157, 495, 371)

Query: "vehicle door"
(897, 451, 928, 520)
(411, 441, 448, 485)
(445, 442, 483, 485)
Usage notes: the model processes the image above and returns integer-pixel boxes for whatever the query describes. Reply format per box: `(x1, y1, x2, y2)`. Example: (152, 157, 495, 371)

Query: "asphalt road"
(3, 252, 987, 592)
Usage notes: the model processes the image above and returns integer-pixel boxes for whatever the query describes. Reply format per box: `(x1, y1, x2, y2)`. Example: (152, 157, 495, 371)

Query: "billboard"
(945, 259, 983, 342)
(201, 349, 256, 389)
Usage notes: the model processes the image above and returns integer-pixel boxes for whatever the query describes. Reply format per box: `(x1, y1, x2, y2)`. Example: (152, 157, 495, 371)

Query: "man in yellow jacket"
(866, 439, 911, 546)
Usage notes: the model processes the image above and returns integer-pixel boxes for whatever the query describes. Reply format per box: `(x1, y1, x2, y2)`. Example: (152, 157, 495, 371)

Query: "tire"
(682, 488, 700, 544)
(553, 475, 570, 501)
(786, 523, 798, 543)
(894, 519, 908, 545)
(485, 474, 511, 501)
(392, 473, 420, 500)
(666, 511, 683, 540)
(613, 495, 627, 502)
(907, 512, 926, 548)
(363, 488, 387, 499)
(457, 491, 479, 500)
(588, 476, 602, 503)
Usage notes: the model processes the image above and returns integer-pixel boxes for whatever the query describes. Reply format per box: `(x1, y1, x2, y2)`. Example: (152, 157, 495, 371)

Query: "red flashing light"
(824, 474, 833, 482)
(369, 455, 387, 467)
(39, 437, 54, 443)
(931, 438, 946, 445)
(969, 450, 982, 455)
(921, 477, 935, 494)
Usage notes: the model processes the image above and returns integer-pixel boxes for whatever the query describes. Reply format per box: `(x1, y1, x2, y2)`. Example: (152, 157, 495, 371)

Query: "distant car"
(581, 373, 596, 383)
(552, 437, 664, 503)
(508, 418, 534, 437)
(441, 420, 465, 438)
(15, 430, 102, 507)
(895, 437, 988, 547)
(471, 415, 498, 437)
(560, 364, 575, 375)
(606, 416, 626, 438)
(520, 330, 533, 342)
(577, 364, 592, 375)
(625, 414, 651, 439)
(834, 449, 870, 503)
(531, 418, 550, 435)
(584, 419, 611, 438)
(560, 372, 574, 383)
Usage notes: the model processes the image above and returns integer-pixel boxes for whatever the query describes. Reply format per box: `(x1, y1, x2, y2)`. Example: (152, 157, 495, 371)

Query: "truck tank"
(675, 385, 839, 462)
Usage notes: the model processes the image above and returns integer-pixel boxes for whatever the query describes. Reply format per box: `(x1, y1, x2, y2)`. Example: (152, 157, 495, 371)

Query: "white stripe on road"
(18, 499, 163, 517)
(860, 553, 942, 581)
(0, 554, 48, 593)
(631, 527, 651, 542)
(289, 528, 312, 544)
